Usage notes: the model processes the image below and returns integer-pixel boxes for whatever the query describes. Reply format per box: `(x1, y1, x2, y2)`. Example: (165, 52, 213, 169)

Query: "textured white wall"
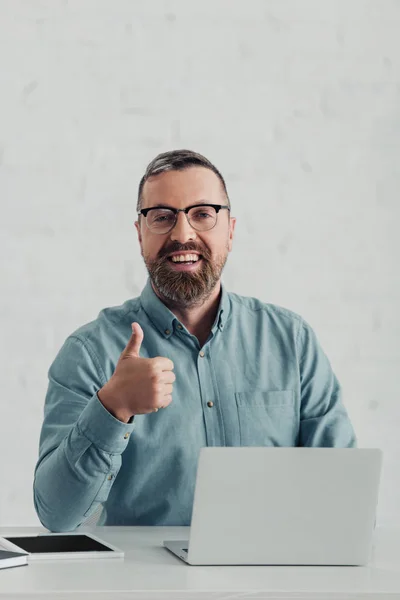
(0, 0, 399, 527)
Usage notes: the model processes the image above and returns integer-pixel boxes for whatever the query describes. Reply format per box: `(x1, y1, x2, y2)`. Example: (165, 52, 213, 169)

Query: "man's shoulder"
(69, 296, 141, 344)
(228, 289, 304, 327)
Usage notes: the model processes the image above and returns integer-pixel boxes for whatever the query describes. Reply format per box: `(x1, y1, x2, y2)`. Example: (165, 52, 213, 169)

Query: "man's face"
(134, 167, 236, 307)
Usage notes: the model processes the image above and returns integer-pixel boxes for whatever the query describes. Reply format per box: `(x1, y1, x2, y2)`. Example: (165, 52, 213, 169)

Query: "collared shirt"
(34, 277, 356, 532)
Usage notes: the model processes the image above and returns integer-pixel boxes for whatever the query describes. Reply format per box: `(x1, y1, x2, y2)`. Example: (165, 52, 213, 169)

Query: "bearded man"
(34, 149, 356, 532)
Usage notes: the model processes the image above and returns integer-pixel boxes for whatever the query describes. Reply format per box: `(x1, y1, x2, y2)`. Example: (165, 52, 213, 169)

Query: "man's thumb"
(123, 322, 144, 358)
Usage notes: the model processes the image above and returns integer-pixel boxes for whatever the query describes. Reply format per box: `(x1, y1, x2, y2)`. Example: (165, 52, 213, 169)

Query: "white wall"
(0, 0, 399, 527)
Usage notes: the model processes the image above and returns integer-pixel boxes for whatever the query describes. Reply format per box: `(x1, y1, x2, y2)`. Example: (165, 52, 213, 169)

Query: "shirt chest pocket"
(235, 390, 298, 447)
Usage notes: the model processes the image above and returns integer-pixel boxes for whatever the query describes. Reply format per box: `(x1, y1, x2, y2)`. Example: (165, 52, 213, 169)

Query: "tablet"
(0, 533, 124, 561)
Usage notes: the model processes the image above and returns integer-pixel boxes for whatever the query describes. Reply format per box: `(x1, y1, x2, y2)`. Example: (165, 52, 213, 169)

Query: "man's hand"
(98, 322, 175, 423)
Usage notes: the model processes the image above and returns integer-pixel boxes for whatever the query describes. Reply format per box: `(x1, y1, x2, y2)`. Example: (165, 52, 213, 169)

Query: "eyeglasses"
(138, 204, 230, 235)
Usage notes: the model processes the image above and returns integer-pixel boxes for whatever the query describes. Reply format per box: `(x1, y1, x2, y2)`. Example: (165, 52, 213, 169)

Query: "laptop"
(163, 447, 382, 566)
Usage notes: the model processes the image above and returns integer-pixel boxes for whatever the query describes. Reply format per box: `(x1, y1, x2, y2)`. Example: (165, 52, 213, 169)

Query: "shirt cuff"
(77, 392, 136, 454)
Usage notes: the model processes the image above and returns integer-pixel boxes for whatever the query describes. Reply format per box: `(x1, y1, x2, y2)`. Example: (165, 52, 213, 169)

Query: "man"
(34, 149, 356, 532)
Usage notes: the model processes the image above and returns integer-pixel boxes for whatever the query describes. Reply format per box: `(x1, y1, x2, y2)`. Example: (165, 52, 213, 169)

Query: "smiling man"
(34, 149, 356, 532)
(134, 162, 234, 347)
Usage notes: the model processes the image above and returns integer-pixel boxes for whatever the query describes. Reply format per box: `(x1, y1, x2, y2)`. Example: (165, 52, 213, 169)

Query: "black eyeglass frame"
(138, 204, 231, 234)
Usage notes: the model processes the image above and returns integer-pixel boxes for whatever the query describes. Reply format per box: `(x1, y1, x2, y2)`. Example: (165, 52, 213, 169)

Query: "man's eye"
(154, 214, 174, 222)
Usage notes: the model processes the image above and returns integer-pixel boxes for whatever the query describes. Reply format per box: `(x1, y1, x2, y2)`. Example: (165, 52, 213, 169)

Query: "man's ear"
(228, 216, 236, 252)
(134, 220, 142, 244)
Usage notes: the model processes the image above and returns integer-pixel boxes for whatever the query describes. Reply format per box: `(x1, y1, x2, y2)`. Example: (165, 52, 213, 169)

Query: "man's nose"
(169, 211, 197, 242)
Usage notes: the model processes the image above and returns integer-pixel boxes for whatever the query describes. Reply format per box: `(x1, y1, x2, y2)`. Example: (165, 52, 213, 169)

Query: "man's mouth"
(165, 253, 204, 270)
(167, 253, 201, 263)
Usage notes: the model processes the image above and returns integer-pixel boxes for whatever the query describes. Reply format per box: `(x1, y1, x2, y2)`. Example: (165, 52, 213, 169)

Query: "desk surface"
(0, 526, 400, 599)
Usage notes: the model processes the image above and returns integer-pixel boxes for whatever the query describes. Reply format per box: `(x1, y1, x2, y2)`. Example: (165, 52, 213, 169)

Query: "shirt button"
(177, 324, 183, 329)
(107, 474, 114, 481)
(199, 351, 205, 357)
(123, 432, 130, 439)
(165, 329, 171, 335)
(207, 401, 214, 408)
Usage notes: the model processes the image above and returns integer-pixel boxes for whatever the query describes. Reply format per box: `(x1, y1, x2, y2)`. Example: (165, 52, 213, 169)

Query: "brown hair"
(137, 149, 230, 213)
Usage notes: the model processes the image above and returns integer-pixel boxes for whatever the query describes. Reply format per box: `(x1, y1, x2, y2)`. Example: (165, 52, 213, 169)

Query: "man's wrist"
(97, 385, 133, 424)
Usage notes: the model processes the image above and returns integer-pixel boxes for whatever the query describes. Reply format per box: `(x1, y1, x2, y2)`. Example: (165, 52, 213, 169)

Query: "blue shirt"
(34, 277, 356, 532)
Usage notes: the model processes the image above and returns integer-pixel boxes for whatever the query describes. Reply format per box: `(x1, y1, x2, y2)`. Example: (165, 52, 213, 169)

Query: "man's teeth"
(170, 254, 200, 263)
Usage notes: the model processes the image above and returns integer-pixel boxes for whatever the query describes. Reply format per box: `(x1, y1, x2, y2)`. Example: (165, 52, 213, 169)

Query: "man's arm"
(33, 336, 134, 532)
(297, 318, 357, 447)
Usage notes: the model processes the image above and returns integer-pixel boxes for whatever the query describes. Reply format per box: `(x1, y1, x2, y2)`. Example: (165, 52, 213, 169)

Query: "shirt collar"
(139, 277, 230, 339)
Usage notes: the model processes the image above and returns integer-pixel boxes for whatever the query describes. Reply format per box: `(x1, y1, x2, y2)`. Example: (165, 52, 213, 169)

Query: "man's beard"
(143, 244, 229, 308)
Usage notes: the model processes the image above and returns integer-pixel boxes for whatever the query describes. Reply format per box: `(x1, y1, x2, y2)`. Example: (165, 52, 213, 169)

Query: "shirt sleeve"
(297, 319, 357, 448)
(33, 335, 135, 532)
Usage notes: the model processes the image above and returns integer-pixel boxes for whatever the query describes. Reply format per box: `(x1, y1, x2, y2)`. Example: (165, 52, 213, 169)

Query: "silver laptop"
(163, 447, 382, 566)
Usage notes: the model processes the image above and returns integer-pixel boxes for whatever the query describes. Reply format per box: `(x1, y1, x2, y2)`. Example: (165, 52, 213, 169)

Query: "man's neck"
(151, 281, 222, 338)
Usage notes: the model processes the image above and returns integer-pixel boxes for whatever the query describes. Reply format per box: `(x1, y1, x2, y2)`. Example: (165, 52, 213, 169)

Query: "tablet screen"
(4, 535, 113, 554)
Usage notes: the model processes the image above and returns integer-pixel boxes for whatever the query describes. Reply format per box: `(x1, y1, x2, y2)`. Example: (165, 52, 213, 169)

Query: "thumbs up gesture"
(97, 323, 175, 422)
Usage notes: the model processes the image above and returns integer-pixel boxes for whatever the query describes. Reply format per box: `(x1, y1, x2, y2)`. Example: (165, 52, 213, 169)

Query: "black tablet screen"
(5, 535, 112, 553)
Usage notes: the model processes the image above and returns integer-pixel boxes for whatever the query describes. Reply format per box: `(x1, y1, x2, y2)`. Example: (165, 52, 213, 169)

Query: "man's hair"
(136, 149, 230, 214)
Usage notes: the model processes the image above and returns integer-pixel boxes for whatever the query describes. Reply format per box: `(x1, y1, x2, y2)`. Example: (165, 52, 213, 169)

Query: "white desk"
(1, 526, 400, 599)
